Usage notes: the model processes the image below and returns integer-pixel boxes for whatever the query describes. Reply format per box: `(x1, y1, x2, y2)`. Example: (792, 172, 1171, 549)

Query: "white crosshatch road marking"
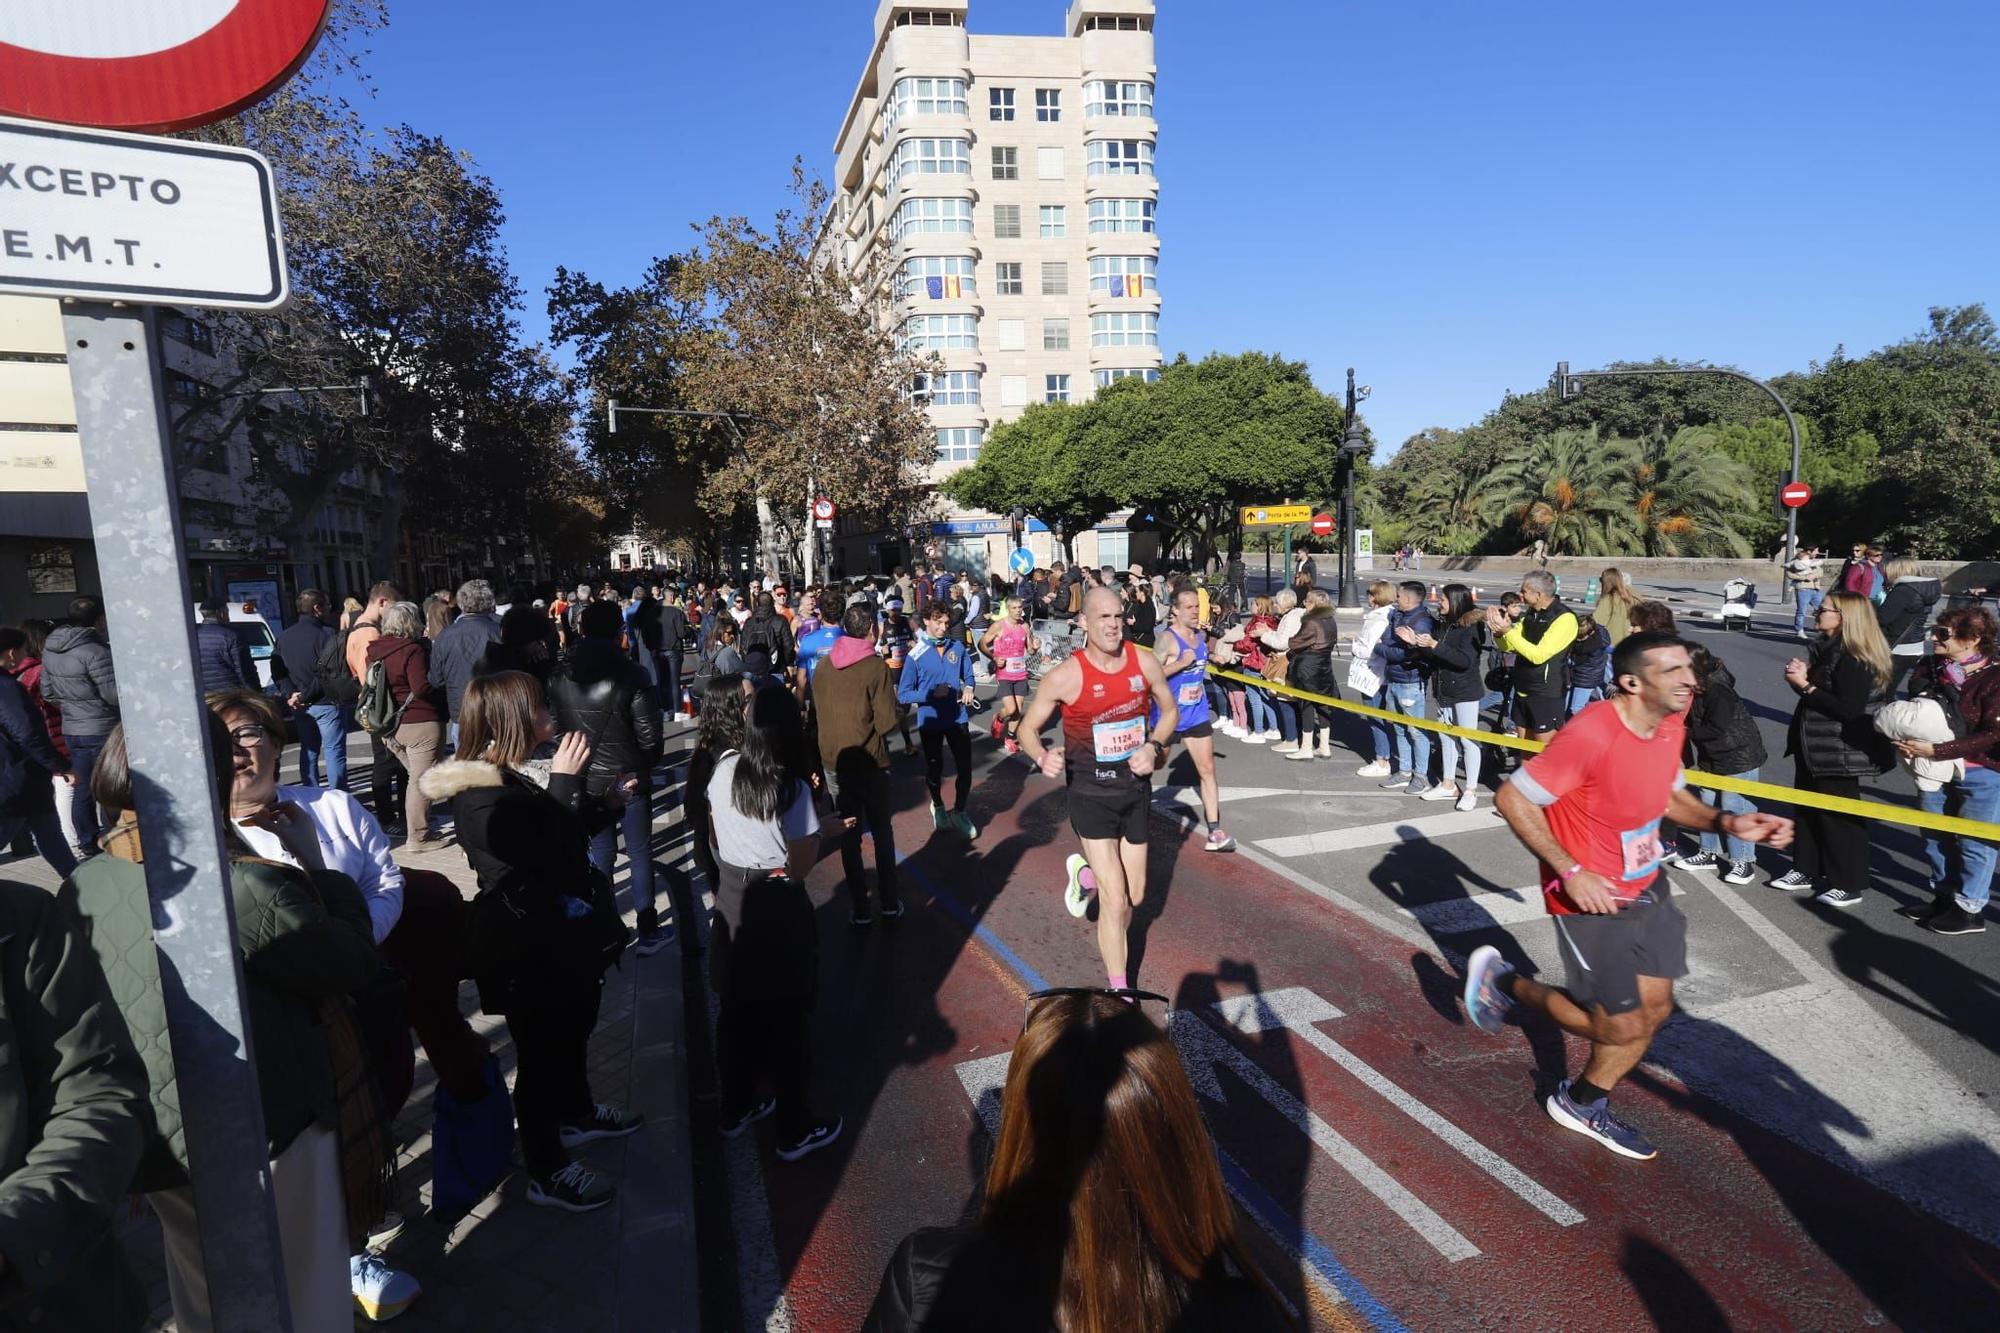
(1253, 809, 1505, 859)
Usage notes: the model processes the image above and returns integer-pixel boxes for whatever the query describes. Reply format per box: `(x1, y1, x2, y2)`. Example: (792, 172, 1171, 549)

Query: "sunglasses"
(1023, 986, 1169, 1024)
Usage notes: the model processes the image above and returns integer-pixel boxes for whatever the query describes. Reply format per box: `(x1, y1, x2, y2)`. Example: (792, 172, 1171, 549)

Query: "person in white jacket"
(1348, 580, 1398, 775)
(1257, 590, 1307, 754)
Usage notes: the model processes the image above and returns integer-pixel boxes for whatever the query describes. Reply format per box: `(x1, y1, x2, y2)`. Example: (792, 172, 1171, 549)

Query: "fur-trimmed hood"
(418, 758, 506, 801)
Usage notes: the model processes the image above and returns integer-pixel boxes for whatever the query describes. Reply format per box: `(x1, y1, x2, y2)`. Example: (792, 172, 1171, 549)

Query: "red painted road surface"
(721, 759, 2000, 1331)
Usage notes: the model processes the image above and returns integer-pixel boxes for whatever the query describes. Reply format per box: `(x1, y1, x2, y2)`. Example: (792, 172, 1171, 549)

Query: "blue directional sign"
(1009, 547, 1036, 576)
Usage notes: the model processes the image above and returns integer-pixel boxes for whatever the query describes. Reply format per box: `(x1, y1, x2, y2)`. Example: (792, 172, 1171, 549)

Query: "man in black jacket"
(274, 588, 347, 789)
(548, 600, 670, 953)
(656, 593, 691, 722)
(194, 598, 255, 695)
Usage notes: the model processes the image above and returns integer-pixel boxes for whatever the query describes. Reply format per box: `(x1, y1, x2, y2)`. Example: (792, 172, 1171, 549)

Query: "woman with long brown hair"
(1595, 568, 1641, 644)
(865, 993, 1292, 1332)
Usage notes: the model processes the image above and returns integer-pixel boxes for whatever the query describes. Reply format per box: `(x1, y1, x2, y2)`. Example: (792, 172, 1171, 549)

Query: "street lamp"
(1337, 368, 1372, 608)
(1554, 361, 1806, 566)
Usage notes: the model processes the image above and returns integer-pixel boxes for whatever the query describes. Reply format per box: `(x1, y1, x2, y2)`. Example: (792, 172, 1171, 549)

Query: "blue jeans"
(294, 703, 349, 789)
(1567, 685, 1603, 720)
(0, 807, 76, 878)
(1438, 700, 1482, 792)
(446, 720, 459, 752)
(658, 652, 683, 719)
(1698, 768, 1760, 863)
(1793, 587, 1823, 636)
(1366, 684, 1392, 761)
(1919, 764, 2000, 914)
(1387, 680, 1431, 778)
(588, 780, 662, 930)
(65, 732, 107, 852)
(1245, 686, 1278, 734)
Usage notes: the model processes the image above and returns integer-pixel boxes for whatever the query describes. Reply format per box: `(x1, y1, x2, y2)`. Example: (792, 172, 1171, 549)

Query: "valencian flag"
(926, 275, 963, 299)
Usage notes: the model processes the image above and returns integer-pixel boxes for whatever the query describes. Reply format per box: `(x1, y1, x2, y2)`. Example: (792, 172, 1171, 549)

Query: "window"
(910, 370, 982, 407)
(1036, 146, 1065, 181)
(163, 314, 214, 354)
(1043, 319, 1070, 350)
(893, 197, 974, 241)
(996, 318, 1026, 351)
(1094, 368, 1162, 388)
(991, 146, 1018, 180)
(1085, 80, 1154, 118)
(936, 427, 984, 463)
(896, 10, 964, 27)
(884, 77, 968, 127)
(991, 203, 1022, 238)
(1089, 255, 1158, 296)
(995, 262, 1023, 296)
(1086, 139, 1155, 176)
(897, 255, 978, 301)
(1045, 374, 1072, 404)
(900, 314, 980, 350)
(1091, 312, 1159, 347)
(999, 375, 1028, 407)
(1041, 262, 1068, 296)
(1038, 205, 1067, 238)
(1035, 88, 1062, 122)
(1088, 198, 1157, 234)
(989, 87, 1015, 121)
(889, 137, 971, 181)
(1083, 15, 1149, 30)
(164, 370, 210, 403)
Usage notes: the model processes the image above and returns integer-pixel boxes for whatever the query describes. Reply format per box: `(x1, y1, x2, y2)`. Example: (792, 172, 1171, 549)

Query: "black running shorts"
(995, 679, 1032, 699)
(1513, 691, 1566, 734)
(1551, 887, 1688, 1016)
(1069, 785, 1151, 845)
(1177, 720, 1213, 741)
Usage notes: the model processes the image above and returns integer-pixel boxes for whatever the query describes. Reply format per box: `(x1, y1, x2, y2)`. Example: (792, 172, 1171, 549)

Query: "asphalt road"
(686, 616, 2000, 1331)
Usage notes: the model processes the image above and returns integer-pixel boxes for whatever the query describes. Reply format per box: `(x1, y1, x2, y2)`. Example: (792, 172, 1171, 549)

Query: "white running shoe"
(1356, 759, 1391, 778)
(1419, 782, 1460, 802)
(1455, 791, 1478, 812)
(1242, 732, 1268, 745)
(1064, 853, 1095, 918)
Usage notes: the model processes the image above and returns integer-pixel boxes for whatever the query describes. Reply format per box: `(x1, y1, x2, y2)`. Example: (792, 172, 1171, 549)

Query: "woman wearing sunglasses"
(865, 991, 1292, 1331)
(1892, 605, 2000, 935)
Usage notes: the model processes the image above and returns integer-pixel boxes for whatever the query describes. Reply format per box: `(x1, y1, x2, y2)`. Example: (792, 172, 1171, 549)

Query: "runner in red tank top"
(1019, 586, 1179, 989)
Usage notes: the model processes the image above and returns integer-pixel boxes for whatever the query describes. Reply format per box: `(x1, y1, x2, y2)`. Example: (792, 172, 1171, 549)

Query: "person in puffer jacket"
(899, 601, 979, 840)
(1683, 645, 1771, 881)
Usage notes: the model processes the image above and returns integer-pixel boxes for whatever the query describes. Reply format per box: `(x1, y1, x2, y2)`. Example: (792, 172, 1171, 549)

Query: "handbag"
(1260, 650, 1289, 684)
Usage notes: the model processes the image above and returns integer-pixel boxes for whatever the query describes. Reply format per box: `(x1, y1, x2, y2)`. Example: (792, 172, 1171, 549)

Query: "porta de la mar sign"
(0, 115, 287, 310)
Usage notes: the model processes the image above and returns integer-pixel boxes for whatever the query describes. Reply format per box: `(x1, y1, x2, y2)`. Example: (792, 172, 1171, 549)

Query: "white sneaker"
(1356, 759, 1391, 778)
(1455, 791, 1478, 812)
(1262, 729, 1281, 741)
(1272, 740, 1302, 755)
(1420, 782, 1460, 802)
(351, 1254, 421, 1321)
(1242, 732, 1267, 744)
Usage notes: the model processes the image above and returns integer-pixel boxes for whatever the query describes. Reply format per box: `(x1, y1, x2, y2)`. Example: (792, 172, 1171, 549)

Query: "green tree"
(940, 402, 1119, 558)
(1482, 427, 1641, 556)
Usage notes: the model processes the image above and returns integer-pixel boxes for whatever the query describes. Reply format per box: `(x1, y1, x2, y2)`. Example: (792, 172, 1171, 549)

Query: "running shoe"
(950, 811, 979, 841)
(1242, 732, 1268, 745)
(634, 922, 677, 956)
(1922, 905, 1987, 935)
(351, 1253, 421, 1322)
(990, 716, 1005, 741)
(1063, 853, 1095, 918)
(1895, 896, 1948, 922)
(931, 801, 951, 831)
(1769, 870, 1814, 892)
(776, 1116, 844, 1162)
(878, 899, 906, 920)
(1814, 886, 1863, 909)
(1721, 861, 1757, 885)
(526, 1162, 616, 1212)
(1204, 827, 1237, 853)
(1454, 791, 1478, 813)
(1545, 1081, 1658, 1161)
(1379, 773, 1412, 790)
(1678, 851, 1722, 872)
(1419, 782, 1460, 803)
(1406, 776, 1434, 797)
(1461, 945, 1514, 1036)
(559, 1103, 643, 1148)
(1284, 746, 1317, 762)
(1355, 759, 1391, 778)
(720, 1097, 776, 1139)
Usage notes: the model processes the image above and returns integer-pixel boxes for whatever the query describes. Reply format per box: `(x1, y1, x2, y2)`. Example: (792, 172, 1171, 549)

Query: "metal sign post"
(64, 301, 291, 1332)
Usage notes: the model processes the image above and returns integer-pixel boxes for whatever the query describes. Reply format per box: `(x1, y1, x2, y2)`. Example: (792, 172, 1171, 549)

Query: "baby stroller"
(1717, 578, 1756, 632)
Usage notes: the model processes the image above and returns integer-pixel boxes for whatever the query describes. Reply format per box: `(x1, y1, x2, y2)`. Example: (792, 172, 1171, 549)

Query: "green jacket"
(0, 879, 149, 1332)
(64, 825, 379, 1169)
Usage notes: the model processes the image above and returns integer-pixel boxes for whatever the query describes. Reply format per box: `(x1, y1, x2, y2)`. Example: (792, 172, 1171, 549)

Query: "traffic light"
(1554, 362, 1580, 401)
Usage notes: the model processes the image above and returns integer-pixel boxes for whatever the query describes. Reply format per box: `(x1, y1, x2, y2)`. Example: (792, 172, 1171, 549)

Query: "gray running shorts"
(1551, 886, 1688, 1015)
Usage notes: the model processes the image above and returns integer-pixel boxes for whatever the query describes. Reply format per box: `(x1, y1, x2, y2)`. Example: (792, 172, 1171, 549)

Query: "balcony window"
(895, 11, 964, 26)
(1090, 312, 1159, 347)
(1089, 255, 1158, 296)
(991, 146, 1018, 180)
(1094, 368, 1162, 387)
(900, 314, 979, 350)
(898, 255, 978, 301)
(1082, 15, 1149, 30)
(1086, 139, 1155, 177)
(884, 77, 968, 127)
(1087, 198, 1156, 234)
(893, 197, 974, 241)
(910, 370, 982, 407)
(1085, 81, 1154, 118)
(989, 87, 1015, 122)
(1038, 205, 1067, 238)
(889, 137, 971, 181)
(936, 427, 984, 463)
(1035, 89, 1062, 122)
(1045, 374, 1072, 404)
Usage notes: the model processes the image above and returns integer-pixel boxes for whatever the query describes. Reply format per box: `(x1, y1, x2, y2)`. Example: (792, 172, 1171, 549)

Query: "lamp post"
(1337, 368, 1372, 608)
(1554, 361, 1806, 567)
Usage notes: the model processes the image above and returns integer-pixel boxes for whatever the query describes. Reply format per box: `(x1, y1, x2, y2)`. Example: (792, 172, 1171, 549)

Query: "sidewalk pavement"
(0, 736, 702, 1332)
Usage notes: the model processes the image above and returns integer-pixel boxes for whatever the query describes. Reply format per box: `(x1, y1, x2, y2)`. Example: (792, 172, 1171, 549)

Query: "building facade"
(823, 0, 1161, 578)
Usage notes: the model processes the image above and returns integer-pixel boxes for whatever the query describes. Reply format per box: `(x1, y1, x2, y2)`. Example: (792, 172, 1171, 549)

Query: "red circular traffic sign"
(1779, 481, 1812, 509)
(812, 497, 838, 521)
(0, 1, 330, 132)
(1310, 512, 1335, 537)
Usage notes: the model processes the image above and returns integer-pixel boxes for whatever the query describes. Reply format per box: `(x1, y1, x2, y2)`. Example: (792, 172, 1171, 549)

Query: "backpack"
(356, 656, 409, 736)
(316, 627, 361, 707)
(740, 616, 789, 668)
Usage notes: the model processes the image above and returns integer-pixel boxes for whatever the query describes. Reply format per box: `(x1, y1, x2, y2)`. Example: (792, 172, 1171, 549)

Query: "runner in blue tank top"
(1157, 585, 1235, 852)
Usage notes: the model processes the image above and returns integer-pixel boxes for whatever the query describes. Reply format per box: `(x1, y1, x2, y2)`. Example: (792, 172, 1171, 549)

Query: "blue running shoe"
(1545, 1080, 1658, 1161)
(1462, 945, 1514, 1036)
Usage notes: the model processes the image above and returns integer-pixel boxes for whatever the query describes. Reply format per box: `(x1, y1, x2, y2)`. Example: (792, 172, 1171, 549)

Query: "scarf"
(1943, 653, 1988, 688)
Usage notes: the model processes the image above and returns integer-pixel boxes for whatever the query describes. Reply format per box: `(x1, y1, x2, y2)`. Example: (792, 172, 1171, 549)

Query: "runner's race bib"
(1092, 716, 1146, 764)
(1177, 680, 1205, 706)
(1620, 819, 1663, 882)
(1001, 656, 1027, 675)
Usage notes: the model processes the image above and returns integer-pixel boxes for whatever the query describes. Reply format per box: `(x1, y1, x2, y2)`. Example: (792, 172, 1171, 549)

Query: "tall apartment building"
(824, 0, 1161, 578)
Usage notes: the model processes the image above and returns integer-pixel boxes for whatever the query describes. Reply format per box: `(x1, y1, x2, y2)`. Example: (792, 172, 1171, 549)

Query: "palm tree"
(1631, 426, 1759, 557)
(1480, 427, 1641, 556)
(1400, 465, 1489, 555)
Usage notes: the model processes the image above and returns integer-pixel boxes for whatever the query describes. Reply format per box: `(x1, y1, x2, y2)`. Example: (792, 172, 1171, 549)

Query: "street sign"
(1311, 512, 1335, 537)
(1779, 480, 1812, 509)
(1241, 503, 1312, 527)
(1009, 547, 1036, 576)
(815, 518, 833, 530)
(812, 496, 837, 521)
(0, 0, 331, 132)
(0, 117, 288, 308)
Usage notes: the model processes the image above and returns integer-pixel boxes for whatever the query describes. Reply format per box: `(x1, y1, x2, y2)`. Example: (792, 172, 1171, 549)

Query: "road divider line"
(1217, 988, 1585, 1228)
(1212, 667, 2000, 839)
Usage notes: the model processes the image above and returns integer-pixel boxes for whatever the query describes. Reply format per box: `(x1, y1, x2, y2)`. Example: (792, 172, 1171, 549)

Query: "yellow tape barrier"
(1209, 666, 2000, 842)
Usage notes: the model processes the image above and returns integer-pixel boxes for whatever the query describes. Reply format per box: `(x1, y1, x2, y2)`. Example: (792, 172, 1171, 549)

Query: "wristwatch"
(1149, 739, 1168, 763)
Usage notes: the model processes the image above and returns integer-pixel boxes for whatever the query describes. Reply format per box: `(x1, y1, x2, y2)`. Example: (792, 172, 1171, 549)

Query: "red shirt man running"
(1018, 587, 1178, 990)
(1464, 631, 1793, 1160)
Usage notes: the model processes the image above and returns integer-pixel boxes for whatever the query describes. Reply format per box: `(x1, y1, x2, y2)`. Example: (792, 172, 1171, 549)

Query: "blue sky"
(342, 0, 1999, 455)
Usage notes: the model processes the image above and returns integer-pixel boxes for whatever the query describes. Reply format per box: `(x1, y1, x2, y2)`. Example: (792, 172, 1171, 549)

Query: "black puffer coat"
(1874, 577, 1942, 651)
(1687, 661, 1767, 776)
(1786, 639, 1886, 778)
(1419, 620, 1487, 705)
(546, 638, 662, 799)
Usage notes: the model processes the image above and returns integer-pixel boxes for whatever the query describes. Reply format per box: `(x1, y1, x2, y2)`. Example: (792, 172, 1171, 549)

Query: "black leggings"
(922, 724, 972, 811)
(506, 977, 603, 1180)
(1291, 656, 1339, 743)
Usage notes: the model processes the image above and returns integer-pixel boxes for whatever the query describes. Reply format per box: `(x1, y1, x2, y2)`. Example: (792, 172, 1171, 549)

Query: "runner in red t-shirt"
(1462, 631, 1794, 1160)
(1018, 587, 1179, 990)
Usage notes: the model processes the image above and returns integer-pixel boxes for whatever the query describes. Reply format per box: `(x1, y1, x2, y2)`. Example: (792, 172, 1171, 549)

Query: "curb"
(618, 934, 701, 1331)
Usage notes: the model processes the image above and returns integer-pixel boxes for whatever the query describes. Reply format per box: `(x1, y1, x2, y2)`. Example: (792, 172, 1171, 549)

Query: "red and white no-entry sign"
(1310, 512, 1335, 537)
(0, 1, 331, 132)
(1779, 481, 1812, 509)
(813, 497, 838, 521)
